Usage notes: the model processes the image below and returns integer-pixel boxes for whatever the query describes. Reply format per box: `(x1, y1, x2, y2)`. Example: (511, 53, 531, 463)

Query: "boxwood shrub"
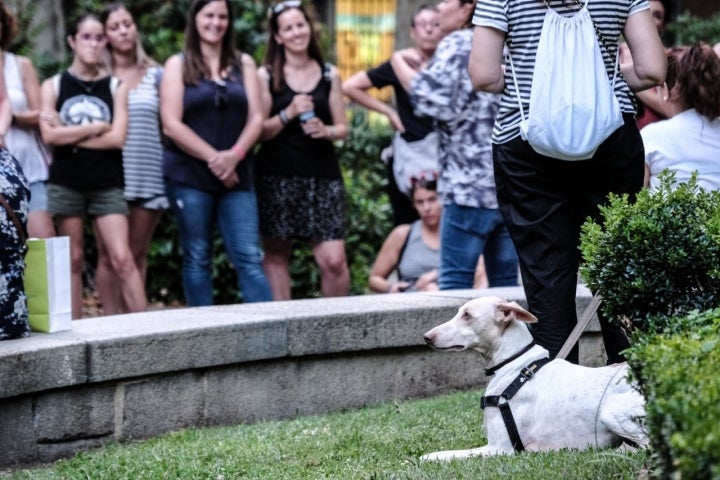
(625, 308, 720, 480)
(579, 171, 720, 334)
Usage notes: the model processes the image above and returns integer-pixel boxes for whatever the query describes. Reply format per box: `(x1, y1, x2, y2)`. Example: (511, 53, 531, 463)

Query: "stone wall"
(0, 286, 604, 468)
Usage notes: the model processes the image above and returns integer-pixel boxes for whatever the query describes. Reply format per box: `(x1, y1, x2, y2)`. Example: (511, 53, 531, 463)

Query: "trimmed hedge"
(580, 172, 720, 334)
(625, 308, 720, 480)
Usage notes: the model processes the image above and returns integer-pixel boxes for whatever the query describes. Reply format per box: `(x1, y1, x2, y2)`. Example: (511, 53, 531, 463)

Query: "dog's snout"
(424, 332, 436, 345)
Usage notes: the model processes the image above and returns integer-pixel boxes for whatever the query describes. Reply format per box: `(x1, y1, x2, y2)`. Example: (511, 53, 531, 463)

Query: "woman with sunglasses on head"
(160, 0, 271, 305)
(368, 171, 441, 293)
(93, 3, 166, 314)
(256, 1, 350, 300)
(40, 14, 147, 319)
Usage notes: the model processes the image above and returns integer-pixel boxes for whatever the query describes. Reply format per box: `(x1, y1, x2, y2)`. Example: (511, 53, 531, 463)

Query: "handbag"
(392, 131, 440, 197)
(24, 237, 73, 333)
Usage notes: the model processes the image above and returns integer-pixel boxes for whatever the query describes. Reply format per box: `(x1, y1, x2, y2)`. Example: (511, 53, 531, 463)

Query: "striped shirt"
(473, 0, 649, 145)
(123, 66, 165, 202)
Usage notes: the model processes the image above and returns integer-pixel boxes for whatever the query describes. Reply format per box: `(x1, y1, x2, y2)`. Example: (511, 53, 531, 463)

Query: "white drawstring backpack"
(509, 0, 624, 161)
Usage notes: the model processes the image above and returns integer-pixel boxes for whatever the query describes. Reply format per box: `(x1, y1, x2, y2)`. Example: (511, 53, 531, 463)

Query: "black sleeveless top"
(49, 72, 123, 190)
(256, 62, 340, 179)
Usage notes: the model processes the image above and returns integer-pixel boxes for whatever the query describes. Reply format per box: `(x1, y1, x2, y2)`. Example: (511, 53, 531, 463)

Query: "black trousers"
(493, 115, 644, 364)
(386, 156, 419, 226)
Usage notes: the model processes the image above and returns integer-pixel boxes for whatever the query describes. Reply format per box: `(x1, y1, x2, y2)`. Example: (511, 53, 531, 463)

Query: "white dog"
(421, 296, 648, 461)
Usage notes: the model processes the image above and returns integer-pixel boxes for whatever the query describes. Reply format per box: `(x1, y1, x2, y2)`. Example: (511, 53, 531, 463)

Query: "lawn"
(4, 390, 648, 479)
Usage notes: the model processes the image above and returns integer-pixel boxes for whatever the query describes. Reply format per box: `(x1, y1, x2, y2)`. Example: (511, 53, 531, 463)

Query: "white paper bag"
(24, 237, 72, 332)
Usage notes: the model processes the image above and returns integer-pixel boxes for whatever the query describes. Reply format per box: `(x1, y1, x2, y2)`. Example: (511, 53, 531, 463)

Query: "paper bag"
(24, 237, 72, 332)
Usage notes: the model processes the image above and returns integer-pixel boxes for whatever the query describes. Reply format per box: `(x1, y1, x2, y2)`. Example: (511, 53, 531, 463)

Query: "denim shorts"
(128, 194, 169, 211)
(48, 184, 128, 217)
(28, 181, 49, 212)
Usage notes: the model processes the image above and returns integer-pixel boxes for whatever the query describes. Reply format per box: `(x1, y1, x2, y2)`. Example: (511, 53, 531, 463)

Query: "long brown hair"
(183, 0, 241, 84)
(263, 1, 324, 93)
(0, 1, 18, 50)
(667, 42, 720, 119)
(99, 3, 157, 72)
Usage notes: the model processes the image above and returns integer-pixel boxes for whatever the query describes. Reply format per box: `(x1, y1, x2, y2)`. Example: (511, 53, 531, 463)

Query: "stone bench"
(0, 286, 603, 468)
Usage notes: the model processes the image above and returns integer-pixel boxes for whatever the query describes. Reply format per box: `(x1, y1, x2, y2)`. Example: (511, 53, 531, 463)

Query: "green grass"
(5, 390, 649, 479)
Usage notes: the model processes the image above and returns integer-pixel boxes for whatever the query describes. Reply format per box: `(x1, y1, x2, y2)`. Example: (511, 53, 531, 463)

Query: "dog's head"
(423, 296, 537, 356)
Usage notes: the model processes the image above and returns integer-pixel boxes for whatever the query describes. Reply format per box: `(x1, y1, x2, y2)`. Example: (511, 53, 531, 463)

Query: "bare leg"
(262, 237, 293, 300)
(55, 215, 84, 319)
(93, 214, 147, 313)
(473, 255, 489, 289)
(127, 205, 163, 290)
(312, 239, 349, 297)
(94, 223, 123, 315)
(27, 210, 55, 238)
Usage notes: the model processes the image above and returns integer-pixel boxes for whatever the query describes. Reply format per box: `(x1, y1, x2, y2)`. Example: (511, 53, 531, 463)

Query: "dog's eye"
(462, 310, 472, 322)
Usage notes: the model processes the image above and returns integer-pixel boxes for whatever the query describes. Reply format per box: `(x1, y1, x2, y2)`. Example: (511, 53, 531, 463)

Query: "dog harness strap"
(480, 357, 552, 452)
(484, 342, 536, 376)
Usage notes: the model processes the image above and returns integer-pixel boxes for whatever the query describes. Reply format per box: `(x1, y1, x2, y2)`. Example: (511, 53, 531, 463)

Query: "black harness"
(481, 343, 551, 452)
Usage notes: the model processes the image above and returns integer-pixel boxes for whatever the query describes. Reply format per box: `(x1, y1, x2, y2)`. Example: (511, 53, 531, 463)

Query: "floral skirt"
(0, 148, 30, 340)
(257, 175, 345, 242)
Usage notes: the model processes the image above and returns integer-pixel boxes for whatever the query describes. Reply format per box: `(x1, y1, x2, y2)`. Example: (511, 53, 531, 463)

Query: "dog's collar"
(484, 341, 536, 377)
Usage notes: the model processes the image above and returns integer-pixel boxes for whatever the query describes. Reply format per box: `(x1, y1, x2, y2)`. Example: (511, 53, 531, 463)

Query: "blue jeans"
(439, 202, 519, 290)
(165, 180, 272, 305)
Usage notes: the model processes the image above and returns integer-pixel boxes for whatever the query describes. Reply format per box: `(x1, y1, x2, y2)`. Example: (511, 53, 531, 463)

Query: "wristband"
(278, 109, 289, 125)
(231, 144, 246, 160)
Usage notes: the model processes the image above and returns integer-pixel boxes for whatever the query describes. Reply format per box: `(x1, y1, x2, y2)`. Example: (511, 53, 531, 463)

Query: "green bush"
(579, 171, 720, 334)
(624, 308, 720, 480)
(670, 11, 720, 45)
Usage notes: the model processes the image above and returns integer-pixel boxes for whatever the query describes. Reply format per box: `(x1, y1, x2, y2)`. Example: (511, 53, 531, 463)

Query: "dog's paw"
(420, 447, 489, 461)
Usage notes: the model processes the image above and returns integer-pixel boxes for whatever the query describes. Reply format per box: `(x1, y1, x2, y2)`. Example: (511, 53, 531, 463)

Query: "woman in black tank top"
(39, 14, 147, 319)
(255, 1, 350, 300)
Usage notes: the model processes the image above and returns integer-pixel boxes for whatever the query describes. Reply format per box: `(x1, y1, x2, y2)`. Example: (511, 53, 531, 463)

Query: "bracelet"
(231, 144, 246, 160)
(278, 109, 289, 125)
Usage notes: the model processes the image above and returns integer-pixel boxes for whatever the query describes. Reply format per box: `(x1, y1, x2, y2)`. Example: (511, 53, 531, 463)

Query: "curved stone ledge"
(0, 286, 602, 468)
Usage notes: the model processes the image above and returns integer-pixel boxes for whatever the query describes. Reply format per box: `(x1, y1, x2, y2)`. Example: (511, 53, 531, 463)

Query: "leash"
(556, 294, 602, 360)
(481, 357, 552, 452)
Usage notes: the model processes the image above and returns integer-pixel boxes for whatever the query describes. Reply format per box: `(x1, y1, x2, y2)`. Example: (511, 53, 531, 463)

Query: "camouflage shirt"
(410, 28, 500, 209)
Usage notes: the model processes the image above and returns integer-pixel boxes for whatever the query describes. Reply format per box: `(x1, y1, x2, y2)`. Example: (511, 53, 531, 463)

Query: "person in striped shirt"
(94, 3, 166, 314)
(469, 0, 666, 364)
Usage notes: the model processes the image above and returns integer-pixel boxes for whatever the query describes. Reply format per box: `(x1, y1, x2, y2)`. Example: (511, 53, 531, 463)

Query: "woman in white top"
(95, 3, 166, 314)
(642, 43, 720, 191)
(1, 2, 55, 238)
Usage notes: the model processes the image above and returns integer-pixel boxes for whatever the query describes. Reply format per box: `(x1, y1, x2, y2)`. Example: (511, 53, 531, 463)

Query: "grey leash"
(556, 294, 602, 360)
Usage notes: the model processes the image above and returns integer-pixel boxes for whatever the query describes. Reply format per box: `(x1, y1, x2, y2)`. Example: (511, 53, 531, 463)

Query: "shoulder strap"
(154, 66, 163, 89)
(0, 192, 26, 244)
(396, 222, 415, 280)
(52, 73, 61, 97)
(110, 76, 120, 95)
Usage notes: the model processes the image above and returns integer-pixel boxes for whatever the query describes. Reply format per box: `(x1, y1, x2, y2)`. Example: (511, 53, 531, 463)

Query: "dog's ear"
(496, 301, 538, 324)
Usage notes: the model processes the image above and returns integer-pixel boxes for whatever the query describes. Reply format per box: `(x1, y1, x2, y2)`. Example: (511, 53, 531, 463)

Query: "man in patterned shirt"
(391, 0, 518, 290)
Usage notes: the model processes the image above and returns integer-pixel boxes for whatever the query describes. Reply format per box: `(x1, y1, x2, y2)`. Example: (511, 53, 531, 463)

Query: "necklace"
(67, 69, 100, 94)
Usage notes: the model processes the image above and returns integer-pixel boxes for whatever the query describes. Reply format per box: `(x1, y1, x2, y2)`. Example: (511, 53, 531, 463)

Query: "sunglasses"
(213, 80, 228, 109)
(410, 170, 439, 186)
(268, 0, 301, 17)
(76, 33, 107, 43)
